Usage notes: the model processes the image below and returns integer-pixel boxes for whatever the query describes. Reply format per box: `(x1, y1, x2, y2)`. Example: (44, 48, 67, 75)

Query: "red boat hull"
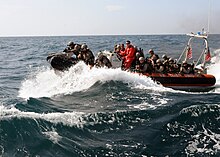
(143, 73, 216, 92)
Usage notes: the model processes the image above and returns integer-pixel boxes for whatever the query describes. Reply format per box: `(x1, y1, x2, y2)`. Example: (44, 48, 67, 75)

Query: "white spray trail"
(207, 49, 220, 92)
(18, 62, 171, 99)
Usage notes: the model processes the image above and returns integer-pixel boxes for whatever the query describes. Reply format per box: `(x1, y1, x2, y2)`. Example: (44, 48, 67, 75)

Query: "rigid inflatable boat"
(141, 32, 216, 91)
(46, 31, 216, 91)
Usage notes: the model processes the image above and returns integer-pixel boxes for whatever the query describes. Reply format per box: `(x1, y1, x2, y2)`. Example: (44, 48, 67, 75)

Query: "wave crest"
(18, 62, 169, 99)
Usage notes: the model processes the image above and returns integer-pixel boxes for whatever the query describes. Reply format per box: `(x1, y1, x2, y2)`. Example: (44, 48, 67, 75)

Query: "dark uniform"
(95, 54, 112, 68)
(78, 44, 95, 66)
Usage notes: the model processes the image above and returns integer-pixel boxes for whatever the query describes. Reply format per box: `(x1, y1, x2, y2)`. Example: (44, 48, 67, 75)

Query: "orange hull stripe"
(163, 84, 214, 87)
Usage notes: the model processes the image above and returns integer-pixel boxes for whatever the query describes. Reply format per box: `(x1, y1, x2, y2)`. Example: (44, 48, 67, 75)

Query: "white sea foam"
(42, 128, 62, 144)
(180, 104, 220, 155)
(0, 105, 85, 128)
(167, 103, 220, 156)
(18, 62, 173, 99)
(207, 49, 220, 93)
(128, 97, 172, 110)
(185, 125, 220, 156)
(0, 145, 4, 157)
(180, 104, 220, 117)
(128, 103, 154, 110)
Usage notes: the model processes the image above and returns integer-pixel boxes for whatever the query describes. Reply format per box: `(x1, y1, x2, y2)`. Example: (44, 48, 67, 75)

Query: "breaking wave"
(208, 48, 220, 93)
(18, 62, 173, 99)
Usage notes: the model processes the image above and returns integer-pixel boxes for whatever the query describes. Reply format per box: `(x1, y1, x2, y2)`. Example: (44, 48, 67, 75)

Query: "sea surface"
(0, 35, 220, 157)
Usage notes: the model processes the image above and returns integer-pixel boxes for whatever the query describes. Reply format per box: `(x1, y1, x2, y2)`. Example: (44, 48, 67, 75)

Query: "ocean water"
(0, 35, 220, 157)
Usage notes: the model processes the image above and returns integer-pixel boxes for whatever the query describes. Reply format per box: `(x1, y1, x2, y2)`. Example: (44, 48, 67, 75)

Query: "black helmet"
(148, 49, 154, 53)
(169, 58, 174, 63)
(136, 52, 141, 58)
(81, 44, 88, 50)
(182, 60, 187, 65)
(126, 40, 131, 44)
(67, 41, 74, 46)
(139, 57, 145, 61)
(162, 54, 167, 59)
(116, 44, 121, 49)
(156, 59, 162, 64)
(74, 44, 81, 50)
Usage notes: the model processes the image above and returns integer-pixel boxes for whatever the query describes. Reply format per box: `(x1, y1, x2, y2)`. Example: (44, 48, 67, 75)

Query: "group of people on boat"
(50, 40, 203, 75)
(114, 40, 198, 74)
(46, 31, 216, 91)
(63, 41, 112, 68)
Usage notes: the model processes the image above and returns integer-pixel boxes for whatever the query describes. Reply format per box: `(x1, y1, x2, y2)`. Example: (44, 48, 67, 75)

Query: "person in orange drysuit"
(120, 40, 136, 70)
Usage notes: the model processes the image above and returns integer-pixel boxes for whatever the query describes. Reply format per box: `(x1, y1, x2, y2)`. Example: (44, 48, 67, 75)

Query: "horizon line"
(0, 33, 219, 38)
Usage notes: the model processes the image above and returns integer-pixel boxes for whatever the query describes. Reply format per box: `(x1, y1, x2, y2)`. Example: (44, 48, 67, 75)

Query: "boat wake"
(18, 62, 173, 99)
(19, 46, 220, 100)
(208, 48, 220, 93)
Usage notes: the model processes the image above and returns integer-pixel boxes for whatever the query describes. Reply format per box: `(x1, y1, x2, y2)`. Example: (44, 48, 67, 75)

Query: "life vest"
(125, 46, 135, 60)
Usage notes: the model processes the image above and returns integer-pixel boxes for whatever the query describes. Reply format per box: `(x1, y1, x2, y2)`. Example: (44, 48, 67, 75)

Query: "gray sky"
(0, 0, 219, 36)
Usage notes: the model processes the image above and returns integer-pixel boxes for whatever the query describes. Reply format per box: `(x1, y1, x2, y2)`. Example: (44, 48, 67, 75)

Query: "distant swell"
(0, 105, 85, 127)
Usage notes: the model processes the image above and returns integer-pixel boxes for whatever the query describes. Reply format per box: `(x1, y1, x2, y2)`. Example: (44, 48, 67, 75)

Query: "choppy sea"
(1, 35, 220, 157)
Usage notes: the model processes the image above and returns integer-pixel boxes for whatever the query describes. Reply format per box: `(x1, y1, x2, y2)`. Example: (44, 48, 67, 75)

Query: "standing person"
(120, 40, 136, 70)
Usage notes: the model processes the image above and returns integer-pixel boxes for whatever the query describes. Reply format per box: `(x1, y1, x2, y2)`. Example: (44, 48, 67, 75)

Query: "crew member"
(168, 58, 179, 73)
(136, 57, 149, 73)
(148, 49, 159, 65)
(121, 44, 125, 51)
(95, 54, 112, 68)
(162, 54, 170, 73)
(180, 61, 193, 74)
(155, 59, 165, 73)
(120, 40, 136, 70)
(63, 41, 75, 53)
(63, 41, 81, 60)
(78, 44, 95, 67)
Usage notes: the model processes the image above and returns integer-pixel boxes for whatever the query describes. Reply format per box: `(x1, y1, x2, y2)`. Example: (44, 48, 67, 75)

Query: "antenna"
(207, 0, 211, 35)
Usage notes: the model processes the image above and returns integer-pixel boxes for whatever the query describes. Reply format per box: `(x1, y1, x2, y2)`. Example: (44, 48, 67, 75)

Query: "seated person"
(95, 54, 112, 68)
(148, 49, 159, 65)
(162, 54, 170, 71)
(135, 57, 149, 73)
(162, 54, 170, 62)
(154, 59, 165, 73)
(78, 44, 95, 67)
(195, 66, 207, 74)
(69, 44, 81, 59)
(179, 61, 193, 74)
(63, 41, 75, 53)
(114, 44, 124, 61)
(64, 41, 81, 59)
(167, 58, 179, 73)
(134, 46, 145, 58)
